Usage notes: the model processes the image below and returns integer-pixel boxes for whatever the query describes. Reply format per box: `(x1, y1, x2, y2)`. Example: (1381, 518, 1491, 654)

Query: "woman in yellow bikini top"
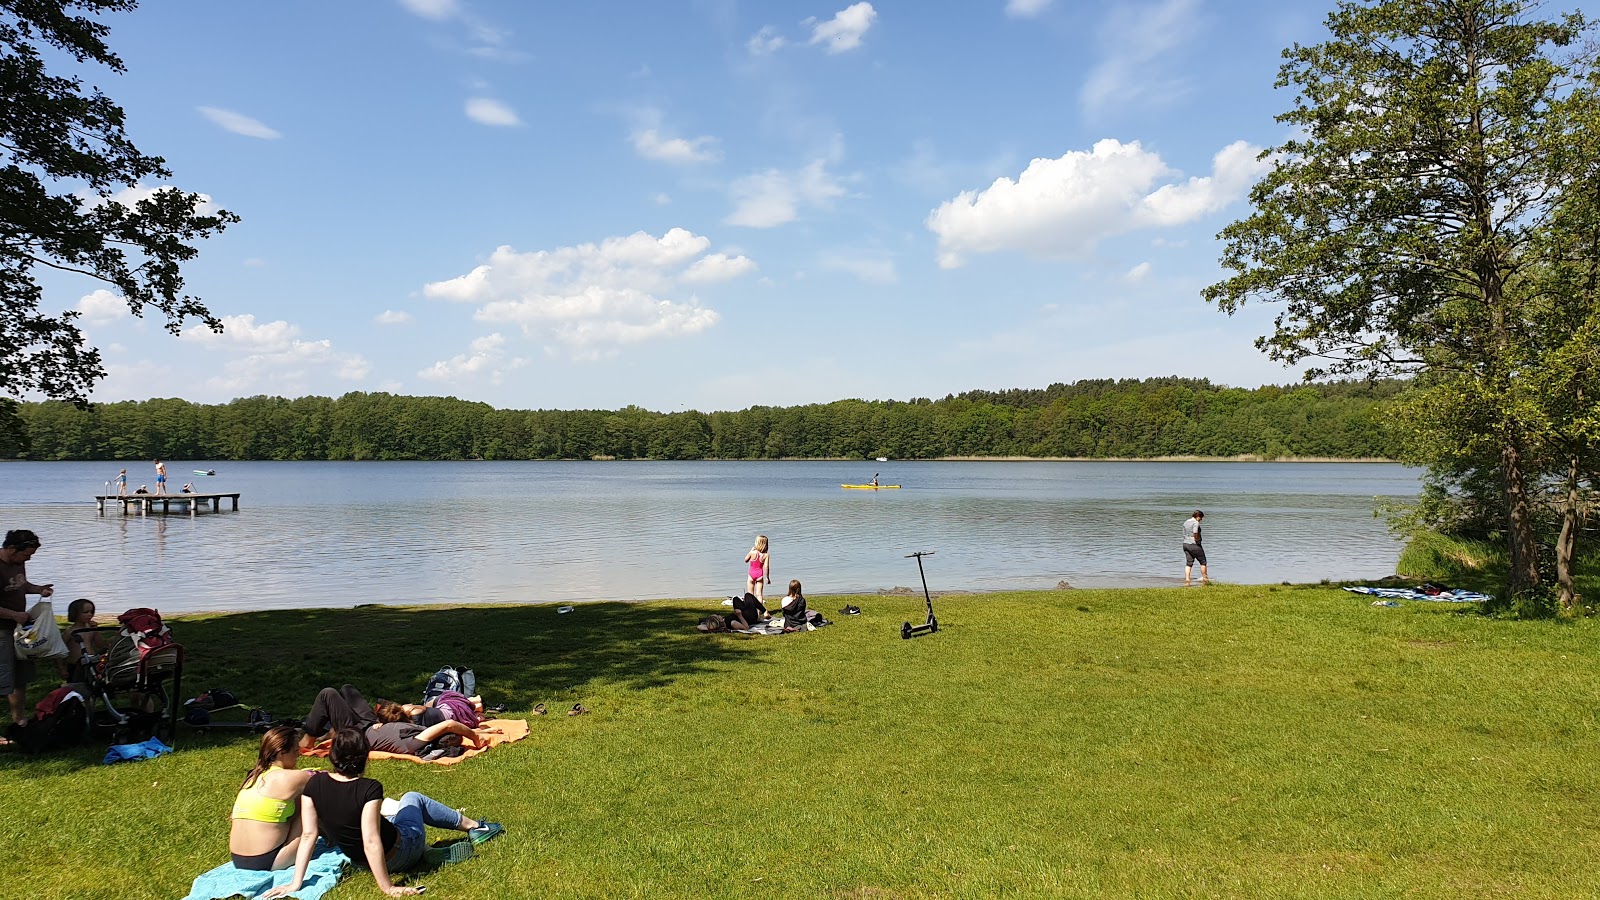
(229, 725, 318, 871)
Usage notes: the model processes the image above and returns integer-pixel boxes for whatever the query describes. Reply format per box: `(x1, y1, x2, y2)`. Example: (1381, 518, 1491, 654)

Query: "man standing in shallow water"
(1183, 510, 1209, 586)
(0, 530, 53, 729)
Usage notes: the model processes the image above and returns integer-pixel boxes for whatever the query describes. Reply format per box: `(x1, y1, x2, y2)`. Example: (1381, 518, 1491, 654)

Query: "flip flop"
(532, 703, 547, 716)
(567, 703, 590, 716)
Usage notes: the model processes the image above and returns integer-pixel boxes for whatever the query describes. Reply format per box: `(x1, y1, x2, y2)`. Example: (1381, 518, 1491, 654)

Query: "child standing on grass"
(744, 535, 771, 602)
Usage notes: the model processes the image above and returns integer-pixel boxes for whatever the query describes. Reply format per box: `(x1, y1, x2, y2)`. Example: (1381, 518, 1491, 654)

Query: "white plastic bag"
(14, 600, 69, 660)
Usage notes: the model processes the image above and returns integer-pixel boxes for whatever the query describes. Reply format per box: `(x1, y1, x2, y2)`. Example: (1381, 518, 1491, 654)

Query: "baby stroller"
(71, 612, 185, 745)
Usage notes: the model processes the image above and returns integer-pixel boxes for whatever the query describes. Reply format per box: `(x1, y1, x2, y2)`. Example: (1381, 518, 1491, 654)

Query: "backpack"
(5, 687, 90, 753)
(422, 665, 476, 704)
(116, 608, 173, 659)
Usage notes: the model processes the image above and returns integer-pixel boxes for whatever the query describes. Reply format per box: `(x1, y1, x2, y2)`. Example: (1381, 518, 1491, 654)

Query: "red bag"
(116, 607, 173, 658)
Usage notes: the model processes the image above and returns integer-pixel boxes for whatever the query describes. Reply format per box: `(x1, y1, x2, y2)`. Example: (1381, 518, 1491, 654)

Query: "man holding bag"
(1, 530, 53, 730)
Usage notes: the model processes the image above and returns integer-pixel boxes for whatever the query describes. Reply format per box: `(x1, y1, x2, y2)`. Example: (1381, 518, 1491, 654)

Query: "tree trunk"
(1502, 431, 1541, 595)
(1557, 453, 1579, 613)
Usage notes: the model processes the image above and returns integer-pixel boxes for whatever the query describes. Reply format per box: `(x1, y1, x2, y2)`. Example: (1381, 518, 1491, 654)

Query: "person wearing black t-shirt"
(262, 729, 503, 898)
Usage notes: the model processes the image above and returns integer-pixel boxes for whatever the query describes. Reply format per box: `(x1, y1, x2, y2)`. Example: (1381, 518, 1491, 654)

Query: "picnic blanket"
(1343, 586, 1493, 603)
(304, 718, 529, 766)
(183, 839, 348, 900)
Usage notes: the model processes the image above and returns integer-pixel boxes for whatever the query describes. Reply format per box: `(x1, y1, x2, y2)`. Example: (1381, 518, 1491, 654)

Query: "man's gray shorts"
(0, 631, 36, 696)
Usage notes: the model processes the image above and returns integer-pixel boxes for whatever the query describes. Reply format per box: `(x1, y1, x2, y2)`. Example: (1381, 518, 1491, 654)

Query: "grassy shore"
(4, 585, 1600, 899)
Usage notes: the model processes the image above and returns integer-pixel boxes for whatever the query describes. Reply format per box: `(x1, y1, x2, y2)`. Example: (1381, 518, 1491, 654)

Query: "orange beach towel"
(305, 718, 529, 766)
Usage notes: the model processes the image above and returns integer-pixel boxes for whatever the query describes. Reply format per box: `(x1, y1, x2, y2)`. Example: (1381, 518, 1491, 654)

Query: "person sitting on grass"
(781, 579, 809, 632)
(230, 725, 318, 871)
(262, 728, 502, 899)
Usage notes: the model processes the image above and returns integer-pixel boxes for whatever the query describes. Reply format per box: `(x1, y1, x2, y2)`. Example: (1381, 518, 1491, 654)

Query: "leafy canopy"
(1, 0, 237, 404)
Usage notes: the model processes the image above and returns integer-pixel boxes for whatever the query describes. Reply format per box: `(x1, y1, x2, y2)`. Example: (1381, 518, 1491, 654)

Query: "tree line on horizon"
(2, 377, 1404, 463)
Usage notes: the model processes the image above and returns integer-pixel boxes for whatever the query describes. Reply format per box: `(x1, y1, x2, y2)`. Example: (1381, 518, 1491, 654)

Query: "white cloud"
(375, 310, 414, 325)
(465, 97, 521, 126)
(808, 2, 877, 54)
(1081, 0, 1199, 117)
(747, 25, 787, 55)
(398, 0, 458, 20)
(926, 138, 1271, 267)
(242, 257, 267, 268)
(818, 251, 898, 285)
(418, 333, 529, 384)
(178, 314, 371, 394)
(726, 160, 849, 228)
(76, 289, 129, 325)
(1125, 262, 1152, 283)
(654, 192, 672, 205)
(85, 183, 220, 217)
(682, 253, 758, 284)
(631, 128, 720, 164)
(422, 228, 753, 355)
(197, 106, 282, 140)
(1006, 0, 1052, 17)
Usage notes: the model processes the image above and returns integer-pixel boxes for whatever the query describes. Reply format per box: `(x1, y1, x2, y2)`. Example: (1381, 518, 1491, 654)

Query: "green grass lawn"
(5, 585, 1600, 899)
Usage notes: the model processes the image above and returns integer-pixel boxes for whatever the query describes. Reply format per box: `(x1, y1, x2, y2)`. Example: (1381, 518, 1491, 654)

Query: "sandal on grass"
(567, 703, 590, 716)
(532, 703, 546, 716)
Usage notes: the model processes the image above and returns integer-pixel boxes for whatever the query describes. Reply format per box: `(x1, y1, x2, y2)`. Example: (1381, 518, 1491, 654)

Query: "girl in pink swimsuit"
(744, 534, 770, 602)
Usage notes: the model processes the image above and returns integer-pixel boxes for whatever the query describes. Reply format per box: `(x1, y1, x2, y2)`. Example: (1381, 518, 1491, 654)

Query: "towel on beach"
(304, 718, 529, 766)
(183, 840, 348, 900)
(102, 737, 172, 764)
(1343, 586, 1492, 603)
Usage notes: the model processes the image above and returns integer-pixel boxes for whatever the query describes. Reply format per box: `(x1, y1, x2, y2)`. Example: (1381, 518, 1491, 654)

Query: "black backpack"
(6, 697, 89, 753)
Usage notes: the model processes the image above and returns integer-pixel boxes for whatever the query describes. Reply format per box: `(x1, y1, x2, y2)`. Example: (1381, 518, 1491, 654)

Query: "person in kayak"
(744, 534, 771, 602)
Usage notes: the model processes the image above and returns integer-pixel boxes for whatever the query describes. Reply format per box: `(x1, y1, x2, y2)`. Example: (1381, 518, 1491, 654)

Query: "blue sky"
(53, 0, 1330, 412)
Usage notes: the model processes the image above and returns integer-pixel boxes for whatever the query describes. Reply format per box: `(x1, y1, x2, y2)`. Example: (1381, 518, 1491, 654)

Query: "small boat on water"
(842, 484, 901, 490)
(876, 457, 888, 462)
(193, 469, 216, 476)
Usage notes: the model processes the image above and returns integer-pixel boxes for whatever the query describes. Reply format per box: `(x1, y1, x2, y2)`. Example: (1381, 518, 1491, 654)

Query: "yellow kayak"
(841, 484, 901, 489)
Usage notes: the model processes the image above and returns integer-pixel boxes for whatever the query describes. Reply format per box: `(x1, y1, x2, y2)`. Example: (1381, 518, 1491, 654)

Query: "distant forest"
(3, 378, 1406, 462)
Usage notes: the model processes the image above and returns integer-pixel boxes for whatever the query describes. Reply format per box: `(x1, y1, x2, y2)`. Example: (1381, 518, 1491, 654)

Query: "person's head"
(67, 598, 95, 625)
(2, 530, 40, 560)
(1192, 510, 1204, 521)
(788, 579, 803, 598)
(372, 700, 409, 724)
(754, 534, 768, 552)
(119, 468, 126, 475)
(696, 614, 727, 633)
(328, 728, 370, 777)
(243, 724, 302, 787)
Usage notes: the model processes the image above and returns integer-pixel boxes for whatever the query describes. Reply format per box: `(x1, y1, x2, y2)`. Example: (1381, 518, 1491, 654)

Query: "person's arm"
(362, 799, 421, 896)
(261, 796, 321, 899)
(418, 719, 482, 747)
(764, 553, 771, 585)
(23, 580, 52, 598)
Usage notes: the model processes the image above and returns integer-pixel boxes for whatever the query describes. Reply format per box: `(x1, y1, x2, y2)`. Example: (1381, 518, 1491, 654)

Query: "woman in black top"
(263, 729, 502, 898)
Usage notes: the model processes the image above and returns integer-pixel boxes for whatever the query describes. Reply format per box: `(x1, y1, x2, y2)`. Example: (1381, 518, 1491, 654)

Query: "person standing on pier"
(114, 468, 127, 496)
(0, 530, 53, 730)
(154, 459, 168, 495)
(1182, 510, 1209, 586)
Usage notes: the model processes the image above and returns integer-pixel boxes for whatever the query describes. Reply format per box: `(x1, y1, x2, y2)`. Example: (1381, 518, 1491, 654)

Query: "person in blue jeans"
(263, 728, 502, 898)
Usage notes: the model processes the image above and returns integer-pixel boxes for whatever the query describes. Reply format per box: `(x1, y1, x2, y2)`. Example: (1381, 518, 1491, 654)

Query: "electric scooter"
(901, 550, 940, 639)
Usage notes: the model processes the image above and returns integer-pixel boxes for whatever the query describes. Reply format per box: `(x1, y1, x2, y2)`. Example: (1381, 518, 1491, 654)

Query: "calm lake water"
(0, 460, 1419, 614)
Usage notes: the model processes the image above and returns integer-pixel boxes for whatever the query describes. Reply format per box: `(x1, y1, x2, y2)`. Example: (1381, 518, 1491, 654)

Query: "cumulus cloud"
(926, 138, 1271, 267)
(375, 310, 414, 325)
(83, 183, 220, 217)
(747, 25, 786, 55)
(179, 313, 371, 394)
(726, 160, 849, 228)
(465, 97, 521, 126)
(1006, 0, 1052, 17)
(1124, 262, 1152, 283)
(76, 289, 130, 325)
(1081, 0, 1199, 117)
(397, 0, 458, 20)
(632, 128, 720, 164)
(808, 2, 877, 54)
(197, 106, 282, 140)
(421, 228, 754, 355)
(418, 333, 528, 383)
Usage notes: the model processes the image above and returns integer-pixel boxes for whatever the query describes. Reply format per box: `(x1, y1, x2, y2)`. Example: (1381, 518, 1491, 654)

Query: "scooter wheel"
(928, 616, 938, 633)
(901, 622, 913, 639)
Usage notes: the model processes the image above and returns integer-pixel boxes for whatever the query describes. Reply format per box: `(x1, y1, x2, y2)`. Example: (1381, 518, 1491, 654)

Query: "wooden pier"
(95, 492, 241, 517)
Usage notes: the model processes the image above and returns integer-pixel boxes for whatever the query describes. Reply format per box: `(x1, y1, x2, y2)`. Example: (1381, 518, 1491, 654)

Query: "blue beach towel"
(182, 840, 349, 900)
(101, 737, 173, 764)
(1343, 586, 1492, 603)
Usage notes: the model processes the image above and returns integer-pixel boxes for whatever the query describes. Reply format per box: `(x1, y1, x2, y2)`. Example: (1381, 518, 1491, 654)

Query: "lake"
(0, 460, 1419, 614)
